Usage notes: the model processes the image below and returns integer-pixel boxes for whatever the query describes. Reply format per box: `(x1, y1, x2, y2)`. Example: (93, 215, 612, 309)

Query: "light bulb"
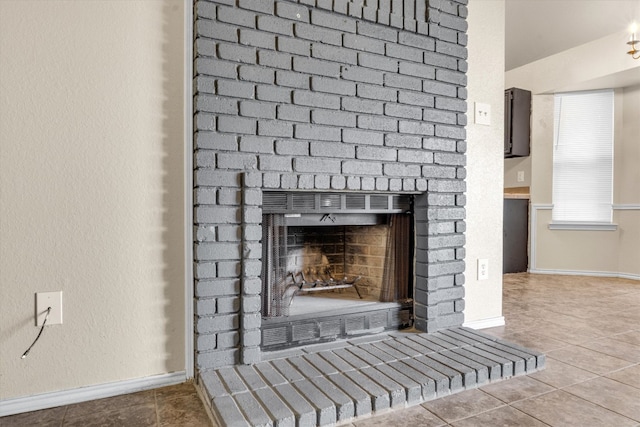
(629, 22, 638, 44)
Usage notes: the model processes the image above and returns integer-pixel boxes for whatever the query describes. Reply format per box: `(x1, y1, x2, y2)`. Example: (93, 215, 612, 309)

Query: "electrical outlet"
(517, 171, 525, 182)
(36, 291, 63, 326)
(477, 259, 489, 281)
(474, 102, 491, 126)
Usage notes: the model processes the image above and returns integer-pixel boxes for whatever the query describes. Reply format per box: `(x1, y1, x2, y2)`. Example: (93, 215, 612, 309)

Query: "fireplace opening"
(260, 192, 415, 350)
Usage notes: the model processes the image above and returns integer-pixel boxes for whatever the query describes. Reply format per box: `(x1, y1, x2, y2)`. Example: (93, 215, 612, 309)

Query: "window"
(551, 89, 614, 228)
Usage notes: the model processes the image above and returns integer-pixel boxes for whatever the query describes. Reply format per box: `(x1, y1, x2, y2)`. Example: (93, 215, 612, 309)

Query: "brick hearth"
(200, 327, 545, 426)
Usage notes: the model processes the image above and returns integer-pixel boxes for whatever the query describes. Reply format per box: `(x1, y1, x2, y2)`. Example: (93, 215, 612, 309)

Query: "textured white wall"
(0, 0, 186, 399)
(462, 0, 505, 324)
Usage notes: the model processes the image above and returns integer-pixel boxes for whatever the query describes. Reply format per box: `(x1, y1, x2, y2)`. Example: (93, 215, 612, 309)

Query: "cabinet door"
(503, 198, 529, 273)
(504, 88, 531, 158)
(504, 89, 512, 155)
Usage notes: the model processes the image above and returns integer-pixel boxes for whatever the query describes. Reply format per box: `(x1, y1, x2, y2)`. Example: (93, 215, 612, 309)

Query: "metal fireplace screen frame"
(261, 192, 413, 318)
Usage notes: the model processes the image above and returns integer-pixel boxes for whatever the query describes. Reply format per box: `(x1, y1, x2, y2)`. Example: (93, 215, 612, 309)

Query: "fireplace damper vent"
(262, 191, 411, 214)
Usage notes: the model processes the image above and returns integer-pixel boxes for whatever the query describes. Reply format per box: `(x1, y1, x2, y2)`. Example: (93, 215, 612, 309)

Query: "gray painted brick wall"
(194, 0, 468, 370)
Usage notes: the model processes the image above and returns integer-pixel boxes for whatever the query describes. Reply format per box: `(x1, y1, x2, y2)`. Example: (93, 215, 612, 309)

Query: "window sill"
(548, 222, 618, 231)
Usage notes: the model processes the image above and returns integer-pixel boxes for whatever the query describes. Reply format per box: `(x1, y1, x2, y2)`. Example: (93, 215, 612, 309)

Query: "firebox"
(260, 191, 414, 350)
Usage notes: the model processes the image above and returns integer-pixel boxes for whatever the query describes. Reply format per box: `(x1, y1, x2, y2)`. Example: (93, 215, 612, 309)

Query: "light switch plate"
(36, 291, 63, 325)
(474, 102, 491, 126)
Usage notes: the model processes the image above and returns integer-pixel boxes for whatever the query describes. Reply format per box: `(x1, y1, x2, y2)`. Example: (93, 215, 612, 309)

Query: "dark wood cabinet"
(504, 88, 531, 158)
(503, 198, 529, 273)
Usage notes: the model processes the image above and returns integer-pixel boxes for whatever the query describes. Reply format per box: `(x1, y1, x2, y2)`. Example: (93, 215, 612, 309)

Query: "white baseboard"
(529, 268, 640, 281)
(0, 371, 187, 417)
(619, 272, 640, 281)
(463, 316, 505, 330)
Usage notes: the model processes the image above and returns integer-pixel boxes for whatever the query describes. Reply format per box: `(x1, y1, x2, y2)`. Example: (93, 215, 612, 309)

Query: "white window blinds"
(552, 90, 614, 223)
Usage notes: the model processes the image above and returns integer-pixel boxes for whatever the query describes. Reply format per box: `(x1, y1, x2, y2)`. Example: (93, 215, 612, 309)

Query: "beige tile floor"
(3, 273, 639, 426)
(0, 382, 212, 427)
(349, 273, 640, 427)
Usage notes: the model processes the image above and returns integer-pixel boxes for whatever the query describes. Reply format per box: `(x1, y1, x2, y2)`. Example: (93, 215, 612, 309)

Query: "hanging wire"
(21, 307, 51, 359)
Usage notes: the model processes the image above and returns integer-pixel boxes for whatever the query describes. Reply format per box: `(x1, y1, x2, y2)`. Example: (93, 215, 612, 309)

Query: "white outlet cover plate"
(36, 291, 63, 325)
(477, 259, 489, 281)
(474, 102, 491, 126)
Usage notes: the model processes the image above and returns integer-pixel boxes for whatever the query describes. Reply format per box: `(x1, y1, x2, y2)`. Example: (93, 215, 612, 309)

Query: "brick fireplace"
(193, 0, 468, 370)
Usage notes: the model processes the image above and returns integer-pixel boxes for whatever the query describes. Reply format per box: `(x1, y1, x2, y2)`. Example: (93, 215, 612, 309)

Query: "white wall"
(507, 33, 640, 279)
(463, 0, 505, 325)
(0, 0, 186, 400)
(504, 156, 531, 188)
(506, 29, 639, 95)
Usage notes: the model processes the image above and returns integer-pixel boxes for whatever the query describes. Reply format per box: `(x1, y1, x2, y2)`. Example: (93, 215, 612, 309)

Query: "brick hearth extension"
(200, 327, 545, 426)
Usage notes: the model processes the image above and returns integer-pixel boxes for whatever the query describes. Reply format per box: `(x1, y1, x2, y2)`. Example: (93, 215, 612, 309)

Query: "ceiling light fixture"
(628, 22, 640, 59)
